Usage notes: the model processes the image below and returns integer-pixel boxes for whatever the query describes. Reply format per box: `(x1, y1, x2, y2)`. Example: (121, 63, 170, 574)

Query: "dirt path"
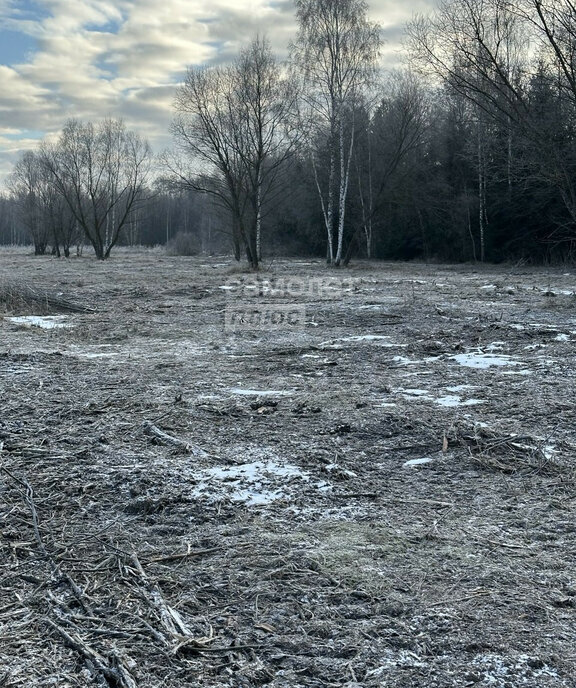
(1, 250, 576, 687)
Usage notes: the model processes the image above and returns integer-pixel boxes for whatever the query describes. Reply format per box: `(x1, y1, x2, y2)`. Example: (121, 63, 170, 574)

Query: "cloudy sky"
(0, 0, 435, 184)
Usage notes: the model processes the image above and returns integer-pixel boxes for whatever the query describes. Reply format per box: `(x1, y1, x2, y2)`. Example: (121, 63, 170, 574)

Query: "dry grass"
(0, 278, 94, 315)
(1, 250, 575, 687)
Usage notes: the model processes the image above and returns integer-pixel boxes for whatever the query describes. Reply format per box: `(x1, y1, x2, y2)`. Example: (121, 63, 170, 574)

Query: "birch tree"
(292, 0, 381, 265)
(171, 37, 298, 269)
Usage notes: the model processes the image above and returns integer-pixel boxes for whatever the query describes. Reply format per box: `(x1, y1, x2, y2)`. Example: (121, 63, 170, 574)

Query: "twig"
(46, 618, 138, 688)
(0, 465, 95, 615)
(143, 547, 221, 564)
(128, 552, 193, 642)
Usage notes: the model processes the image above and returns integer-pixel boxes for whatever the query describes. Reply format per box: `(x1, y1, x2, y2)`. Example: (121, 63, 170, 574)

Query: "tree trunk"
(478, 123, 487, 263)
(256, 168, 262, 262)
(312, 152, 335, 264)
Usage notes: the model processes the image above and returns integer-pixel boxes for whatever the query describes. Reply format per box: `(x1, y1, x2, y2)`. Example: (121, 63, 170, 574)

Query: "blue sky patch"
(0, 29, 37, 64)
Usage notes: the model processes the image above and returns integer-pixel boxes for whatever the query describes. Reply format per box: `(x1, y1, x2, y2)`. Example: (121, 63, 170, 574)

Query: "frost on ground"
(1, 253, 576, 687)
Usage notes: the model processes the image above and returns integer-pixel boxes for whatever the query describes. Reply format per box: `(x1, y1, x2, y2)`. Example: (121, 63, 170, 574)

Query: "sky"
(0, 0, 436, 186)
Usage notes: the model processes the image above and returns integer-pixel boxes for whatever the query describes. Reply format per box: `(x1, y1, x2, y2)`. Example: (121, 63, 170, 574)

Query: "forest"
(2, 0, 576, 266)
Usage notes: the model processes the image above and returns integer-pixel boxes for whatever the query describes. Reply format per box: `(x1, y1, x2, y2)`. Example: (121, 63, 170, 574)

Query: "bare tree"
(40, 119, 151, 260)
(7, 152, 51, 255)
(407, 0, 576, 249)
(170, 36, 298, 269)
(354, 72, 429, 259)
(291, 0, 381, 265)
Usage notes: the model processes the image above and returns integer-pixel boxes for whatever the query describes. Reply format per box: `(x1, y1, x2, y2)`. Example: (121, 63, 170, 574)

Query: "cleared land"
(1, 249, 576, 687)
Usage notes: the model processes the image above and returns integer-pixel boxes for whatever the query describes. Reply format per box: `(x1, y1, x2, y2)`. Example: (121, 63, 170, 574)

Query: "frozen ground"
(1, 250, 576, 687)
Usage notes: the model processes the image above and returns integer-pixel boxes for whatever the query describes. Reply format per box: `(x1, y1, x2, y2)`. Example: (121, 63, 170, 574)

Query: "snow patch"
(403, 457, 434, 468)
(435, 395, 485, 407)
(450, 352, 521, 368)
(400, 388, 430, 397)
(229, 388, 293, 396)
(7, 315, 73, 330)
(469, 653, 561, 685)
(320, 335, 401, 348)
(189, 459, 324, 506)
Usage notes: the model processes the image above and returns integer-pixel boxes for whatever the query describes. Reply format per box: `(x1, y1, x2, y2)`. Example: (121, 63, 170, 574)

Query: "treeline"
(2, 0, 576, 265)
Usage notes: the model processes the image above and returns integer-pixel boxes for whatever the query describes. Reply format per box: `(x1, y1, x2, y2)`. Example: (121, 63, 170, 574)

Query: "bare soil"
(1, 249, 576, 688)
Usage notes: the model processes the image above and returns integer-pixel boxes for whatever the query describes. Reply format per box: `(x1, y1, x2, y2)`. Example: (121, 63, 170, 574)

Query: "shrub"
(166, 232, 201, 256)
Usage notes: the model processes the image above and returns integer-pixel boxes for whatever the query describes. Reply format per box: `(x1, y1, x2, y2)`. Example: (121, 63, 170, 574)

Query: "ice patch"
(555, 333, 570, 342)
(7, 315, 73, 330)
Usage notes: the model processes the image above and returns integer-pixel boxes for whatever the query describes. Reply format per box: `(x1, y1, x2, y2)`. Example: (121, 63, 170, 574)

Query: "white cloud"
(0, 0, 436, 185)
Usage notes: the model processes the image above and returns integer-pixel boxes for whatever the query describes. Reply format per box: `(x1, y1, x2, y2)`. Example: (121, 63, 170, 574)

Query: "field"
(1, 249, 576, 687)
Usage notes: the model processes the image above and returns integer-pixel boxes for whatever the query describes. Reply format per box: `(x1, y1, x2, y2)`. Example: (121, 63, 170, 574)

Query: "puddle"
(6, 315, 73, 330)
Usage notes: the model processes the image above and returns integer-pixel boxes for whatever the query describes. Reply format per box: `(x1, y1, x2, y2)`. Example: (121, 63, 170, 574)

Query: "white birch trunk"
(312, 153, 335, 263)
(335, 115, 354, 266)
